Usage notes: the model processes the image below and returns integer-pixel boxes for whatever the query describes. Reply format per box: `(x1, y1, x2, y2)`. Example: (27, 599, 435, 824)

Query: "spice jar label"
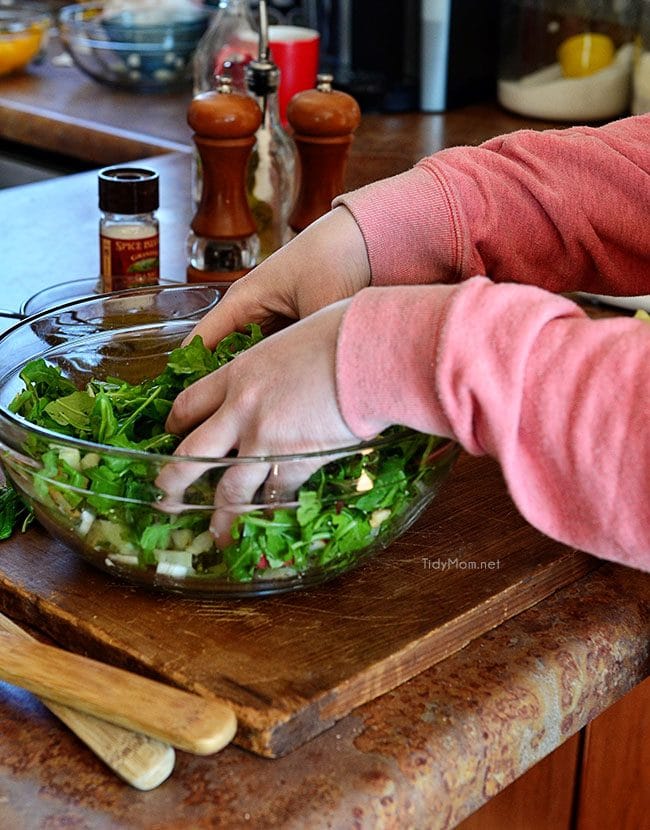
(100, 232, 160, 292)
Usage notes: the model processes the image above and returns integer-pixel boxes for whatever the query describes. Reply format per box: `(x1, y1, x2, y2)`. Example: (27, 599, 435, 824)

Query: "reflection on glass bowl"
(21, 277, 180, 317)
(575, 293, 650, 313)
(0, 285, 459, 597)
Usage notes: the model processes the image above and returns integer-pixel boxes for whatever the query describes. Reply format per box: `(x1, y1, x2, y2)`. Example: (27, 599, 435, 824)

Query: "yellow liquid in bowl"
(0, 23, 46, 77)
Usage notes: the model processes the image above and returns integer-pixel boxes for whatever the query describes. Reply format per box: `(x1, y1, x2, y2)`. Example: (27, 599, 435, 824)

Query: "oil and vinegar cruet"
(244, 0, 296, 259)
(193, 0, 257, 95)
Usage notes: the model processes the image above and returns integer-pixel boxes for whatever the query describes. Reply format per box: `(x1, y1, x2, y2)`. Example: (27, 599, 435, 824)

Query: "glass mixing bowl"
(58, 2, 211, 92)
(22, 277, 179, 317)
(0, 285, 459, 597)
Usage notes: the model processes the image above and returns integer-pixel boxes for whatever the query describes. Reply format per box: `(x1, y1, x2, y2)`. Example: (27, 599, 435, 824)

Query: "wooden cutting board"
(0, 454, 595, 757)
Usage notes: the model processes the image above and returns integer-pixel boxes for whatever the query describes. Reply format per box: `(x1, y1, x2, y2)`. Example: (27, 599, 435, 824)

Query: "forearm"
(336, 279, 650, 568)
(335, 113, 650, 295)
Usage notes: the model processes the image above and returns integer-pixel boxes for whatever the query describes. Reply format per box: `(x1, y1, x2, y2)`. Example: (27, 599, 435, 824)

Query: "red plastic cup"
(268, 26, 320, 125)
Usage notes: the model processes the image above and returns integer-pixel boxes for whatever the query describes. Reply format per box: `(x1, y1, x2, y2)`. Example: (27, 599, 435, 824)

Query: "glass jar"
(98, 167, 160, 293)
(633, 0, 650, 113)
(498, 0, 638, 121)
(193, 0, 257, 95)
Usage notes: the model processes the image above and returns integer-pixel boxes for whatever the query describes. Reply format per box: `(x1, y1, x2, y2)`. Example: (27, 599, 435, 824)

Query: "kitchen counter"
(0, 52, 648, 830)
(0, 39, 564, 173)
(0, 564, 647, 829)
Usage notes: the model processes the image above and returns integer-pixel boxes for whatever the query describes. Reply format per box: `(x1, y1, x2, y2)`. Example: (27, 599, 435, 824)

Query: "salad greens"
(0, 482, 33, 541)
(2, 324, 447, 584)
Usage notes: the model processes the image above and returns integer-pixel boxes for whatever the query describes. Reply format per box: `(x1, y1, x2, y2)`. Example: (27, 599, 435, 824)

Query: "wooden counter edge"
(0, 98, 191, 165)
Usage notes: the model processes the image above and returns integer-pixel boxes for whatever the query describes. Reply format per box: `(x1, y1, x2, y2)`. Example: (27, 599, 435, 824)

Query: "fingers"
(156, 382, 238, 512)
(155, 459, 216, 514)
(180, 206, 370, 352)
(210, 457, 329, 550)
(261, 457, 326, 505)
(182, 278, 265, 349)
(181, 260, 297, 349)
(156, 301, 361, 556)
(165, 365, 228, 436)
(209, 460, 271, 549)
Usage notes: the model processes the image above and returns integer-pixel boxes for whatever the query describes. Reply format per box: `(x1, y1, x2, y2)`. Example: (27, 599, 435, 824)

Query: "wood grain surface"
(0, 454, 595, 757)
(458, 733, 581, 830)
(576, 678, 650, 830)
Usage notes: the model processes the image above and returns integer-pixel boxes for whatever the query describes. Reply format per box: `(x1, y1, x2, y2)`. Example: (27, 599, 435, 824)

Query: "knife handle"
(0, 626, 236, 756)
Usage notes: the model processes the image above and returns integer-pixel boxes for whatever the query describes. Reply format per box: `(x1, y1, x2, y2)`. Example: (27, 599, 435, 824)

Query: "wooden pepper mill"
(286, 73, 361, 235)
(187, 76, 263, 282)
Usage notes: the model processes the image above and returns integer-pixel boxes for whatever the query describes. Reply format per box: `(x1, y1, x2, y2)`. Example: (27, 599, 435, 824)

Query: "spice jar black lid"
(98, 167, 159, 214)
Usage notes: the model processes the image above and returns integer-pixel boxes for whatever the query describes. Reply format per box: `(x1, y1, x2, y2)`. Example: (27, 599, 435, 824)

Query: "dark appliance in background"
(315, 0, 421, 112)
(253, 1, 501, 113)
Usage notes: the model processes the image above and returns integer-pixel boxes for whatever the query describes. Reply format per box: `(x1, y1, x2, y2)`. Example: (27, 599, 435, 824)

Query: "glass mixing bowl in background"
(58, 1, 211, 91)
(0, 285, 459, 597)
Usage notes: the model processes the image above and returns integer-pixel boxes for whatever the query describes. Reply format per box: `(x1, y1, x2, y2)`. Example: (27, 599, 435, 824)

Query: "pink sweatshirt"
(334, 114, 650, 570)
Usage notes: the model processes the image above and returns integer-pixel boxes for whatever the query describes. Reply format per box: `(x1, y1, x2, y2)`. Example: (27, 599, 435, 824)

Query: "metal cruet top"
(245, 58, 280, 97)
(244, 0, 279, 102)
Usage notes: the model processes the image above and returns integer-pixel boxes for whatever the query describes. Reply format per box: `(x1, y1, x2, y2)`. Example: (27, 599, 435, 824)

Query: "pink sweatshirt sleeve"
(334, 116, 650, 569)
(334, 113, 650, 295)
(336, 279, 650, 569)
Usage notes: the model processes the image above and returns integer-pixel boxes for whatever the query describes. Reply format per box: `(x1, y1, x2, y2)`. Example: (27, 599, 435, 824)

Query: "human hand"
(156, 300, 371, 549)
(186, 205, 370, 350)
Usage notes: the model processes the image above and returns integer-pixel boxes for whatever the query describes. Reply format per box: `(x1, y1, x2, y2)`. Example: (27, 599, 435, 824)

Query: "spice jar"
(498, 0, 637, 121)
(98, 167, 160, 293)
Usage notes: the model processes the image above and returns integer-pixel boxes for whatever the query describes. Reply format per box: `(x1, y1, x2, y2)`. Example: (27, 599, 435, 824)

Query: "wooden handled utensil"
(0, 624, 236, 757)
(0, 612, 175, 791)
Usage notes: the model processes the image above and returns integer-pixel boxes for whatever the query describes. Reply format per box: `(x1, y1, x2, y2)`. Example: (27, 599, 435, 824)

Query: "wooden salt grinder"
(286, 73, 361, 234)
(187, 76, 262, 282)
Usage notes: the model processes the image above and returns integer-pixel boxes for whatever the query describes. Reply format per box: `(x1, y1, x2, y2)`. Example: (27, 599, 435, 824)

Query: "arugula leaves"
(223, 429, 440, 581)
(2, 323, 444, 583)
(0, 483, 33, 541)
(10, 326, 262, 452)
